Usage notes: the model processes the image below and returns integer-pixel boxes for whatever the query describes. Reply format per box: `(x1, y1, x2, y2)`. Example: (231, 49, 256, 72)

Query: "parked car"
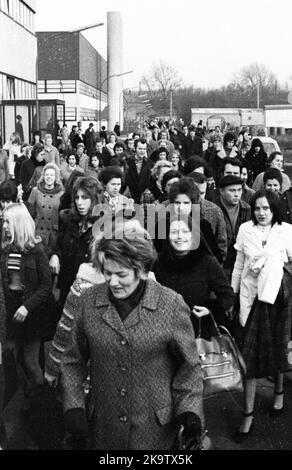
(252, 136, 281, 157)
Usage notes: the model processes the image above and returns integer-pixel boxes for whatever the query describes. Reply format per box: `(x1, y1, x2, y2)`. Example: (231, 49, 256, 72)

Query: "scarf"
(109, 279, 147, 321)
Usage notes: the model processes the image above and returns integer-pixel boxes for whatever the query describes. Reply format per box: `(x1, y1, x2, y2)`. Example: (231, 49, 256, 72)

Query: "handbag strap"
(218, 325, 247, 376)
(196, 310, 221, 338)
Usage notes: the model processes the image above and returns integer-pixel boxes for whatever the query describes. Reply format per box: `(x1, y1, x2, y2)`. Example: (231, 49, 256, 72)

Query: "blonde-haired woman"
(148, 160, 172, 203)
(0, 203, 53, 392)
(28, 162, 64, 253)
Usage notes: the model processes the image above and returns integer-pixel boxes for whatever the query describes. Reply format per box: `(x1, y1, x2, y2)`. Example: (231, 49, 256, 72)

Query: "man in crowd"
(191, 172, 227, 264)
(44, 133, 60, 167)
(240, 162, 255, 205)
(124, 138, 153, 204)
(216, 175, 251, 279)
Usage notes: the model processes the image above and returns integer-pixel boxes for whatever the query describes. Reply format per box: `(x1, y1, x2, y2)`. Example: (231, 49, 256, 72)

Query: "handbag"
(195, 311, 246, 397)
(176, 426, 213, 451)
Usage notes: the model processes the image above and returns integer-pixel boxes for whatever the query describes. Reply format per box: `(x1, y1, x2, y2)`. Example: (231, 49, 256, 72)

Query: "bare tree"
(141, 61, 183, 107)
(231, 62, 277, 105)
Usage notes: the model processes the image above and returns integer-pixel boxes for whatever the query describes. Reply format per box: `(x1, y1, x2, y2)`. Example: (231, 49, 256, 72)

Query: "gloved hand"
(176, 412, 203, 443)
(64, 408, 88, 439)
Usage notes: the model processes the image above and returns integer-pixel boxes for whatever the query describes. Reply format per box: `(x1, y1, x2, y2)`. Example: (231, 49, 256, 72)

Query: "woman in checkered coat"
(60, 225, 204, 450)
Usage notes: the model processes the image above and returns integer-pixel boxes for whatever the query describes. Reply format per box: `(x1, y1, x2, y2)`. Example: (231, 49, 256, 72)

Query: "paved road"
(3, 374, 292, 450)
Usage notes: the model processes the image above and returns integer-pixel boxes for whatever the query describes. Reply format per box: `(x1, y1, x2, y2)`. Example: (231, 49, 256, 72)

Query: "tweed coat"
(60, 279, 204, 450)
(28, 182, 64, 249)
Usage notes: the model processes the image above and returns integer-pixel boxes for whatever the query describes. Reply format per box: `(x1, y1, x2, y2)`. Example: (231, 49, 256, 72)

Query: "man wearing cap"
(216, 175, 251, 279)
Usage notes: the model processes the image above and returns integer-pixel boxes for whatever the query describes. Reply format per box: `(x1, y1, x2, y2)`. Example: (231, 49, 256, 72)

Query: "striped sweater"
(45, 263, 104, 377)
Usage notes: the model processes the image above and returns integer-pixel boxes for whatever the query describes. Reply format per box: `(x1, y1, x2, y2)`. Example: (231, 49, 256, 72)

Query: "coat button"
(119, 415, 128, 423)
(121, 339, 127, 346)
(120, 366, 127, 372)
(120, 388, 127, 397)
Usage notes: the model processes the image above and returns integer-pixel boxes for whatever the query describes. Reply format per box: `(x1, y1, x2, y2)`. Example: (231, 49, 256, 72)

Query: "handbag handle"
(196, 310, 221, 338)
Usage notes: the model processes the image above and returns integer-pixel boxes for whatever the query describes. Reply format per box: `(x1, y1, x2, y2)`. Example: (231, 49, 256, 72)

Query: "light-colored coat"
(60, 279, 203, 450)
(232, 220, 292, 326)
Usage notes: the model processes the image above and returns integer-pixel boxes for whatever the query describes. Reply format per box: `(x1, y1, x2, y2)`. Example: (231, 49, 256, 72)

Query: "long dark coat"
(0, 243, 53, 341)
(154, 247, 234, 336)
(55, 210, 93, 307)
(60, 280, 204, 450)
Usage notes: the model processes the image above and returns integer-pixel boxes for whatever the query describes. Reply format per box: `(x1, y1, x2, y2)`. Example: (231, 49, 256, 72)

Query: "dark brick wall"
(37, 32, 79, 80)
(37, 32, 107, 90)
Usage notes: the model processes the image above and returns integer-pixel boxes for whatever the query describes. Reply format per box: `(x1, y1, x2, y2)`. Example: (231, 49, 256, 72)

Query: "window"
(0, 0, 9, 14)
(7, 76, 15, 99)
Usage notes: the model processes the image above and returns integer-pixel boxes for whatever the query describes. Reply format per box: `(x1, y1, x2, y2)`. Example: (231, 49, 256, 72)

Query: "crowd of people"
(0, 117, 292, 450)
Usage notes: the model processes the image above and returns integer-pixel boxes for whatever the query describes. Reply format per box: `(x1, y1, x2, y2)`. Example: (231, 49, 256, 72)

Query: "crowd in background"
(0, 115, 292, 450)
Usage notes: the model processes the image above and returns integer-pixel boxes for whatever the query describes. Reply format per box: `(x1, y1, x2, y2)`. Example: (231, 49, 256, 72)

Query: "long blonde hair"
(2, 203, 41, 252)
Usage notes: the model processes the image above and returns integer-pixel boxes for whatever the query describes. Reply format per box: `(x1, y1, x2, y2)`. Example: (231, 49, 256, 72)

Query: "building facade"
(0, 0, 37, 144)
(37, 31, 107, 131)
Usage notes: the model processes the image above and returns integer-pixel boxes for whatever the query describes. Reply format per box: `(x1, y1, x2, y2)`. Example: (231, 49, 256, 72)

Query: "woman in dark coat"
(49, 176, 102, 308)
(245, 138, 267, 184)
(60, 226, 204, 450)
(20, 143, 46, 201)
(154, 214, 234, 337)
(0, 203, 53, 389)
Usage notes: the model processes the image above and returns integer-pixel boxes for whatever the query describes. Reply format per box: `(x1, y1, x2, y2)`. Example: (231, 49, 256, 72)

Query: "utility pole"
(170, 90, 173, 120)
(256, 79, 260, 108)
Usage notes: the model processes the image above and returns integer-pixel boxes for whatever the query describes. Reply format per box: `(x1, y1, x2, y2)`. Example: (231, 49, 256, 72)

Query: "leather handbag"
(195, 312, 246, 397)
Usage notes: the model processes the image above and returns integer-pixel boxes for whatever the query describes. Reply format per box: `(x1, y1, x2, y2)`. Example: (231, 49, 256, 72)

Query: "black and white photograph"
(1, 0, 292, 454)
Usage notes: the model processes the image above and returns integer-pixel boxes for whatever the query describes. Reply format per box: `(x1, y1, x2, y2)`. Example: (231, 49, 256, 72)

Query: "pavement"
(3, 374, 292, 450)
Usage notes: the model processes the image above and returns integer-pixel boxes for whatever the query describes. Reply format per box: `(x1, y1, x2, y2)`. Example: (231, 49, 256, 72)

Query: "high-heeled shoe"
(233, 411, 254, 443)
(269, 391, 283, 418)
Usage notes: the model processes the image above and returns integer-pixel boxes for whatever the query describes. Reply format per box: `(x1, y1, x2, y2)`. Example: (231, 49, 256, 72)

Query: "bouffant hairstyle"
(99, 166, 124, 186)
(66, 152, 80, 165)
(114, 142, 125, 152)
(250, 189, 283, 226)
(267, 151, 284, 167)
(183, 156, 206, 176)
(263, 168, 283, 186)
(168, 177, 200, 204)
(0, 180, 18, 203)
(161, 170, 181, 193)
(91, 225, 157, 277)
(38, 162, 62, 186)
(223, 132, 237, 147)
(31, 143, 44, 161)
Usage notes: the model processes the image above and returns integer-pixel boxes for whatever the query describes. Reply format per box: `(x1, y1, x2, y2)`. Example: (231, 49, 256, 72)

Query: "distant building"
(37, 31, 107, 130)
(265, 105, 292, 135)
(191, 108, 264, 131)
(0, 0, 37, 143)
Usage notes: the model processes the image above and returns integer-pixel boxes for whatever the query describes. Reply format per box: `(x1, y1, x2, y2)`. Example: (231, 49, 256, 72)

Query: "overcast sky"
(36, 0, 292, 91)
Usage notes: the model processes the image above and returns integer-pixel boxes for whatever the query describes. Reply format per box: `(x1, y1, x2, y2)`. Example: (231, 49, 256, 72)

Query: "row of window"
(79, 81, 100, 99)
(0, 73, 35, 100)
(79, 107, 98, 122)
(0, 0, 35, 33)
(38, 80, 107, 101)
(57, 107, 77, 122)
(38, 80, 76, 94)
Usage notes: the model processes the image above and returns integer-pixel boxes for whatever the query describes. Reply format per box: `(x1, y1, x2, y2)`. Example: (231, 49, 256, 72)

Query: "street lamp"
(99, 70, 133, 131)
(35, 22, 104, 132)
